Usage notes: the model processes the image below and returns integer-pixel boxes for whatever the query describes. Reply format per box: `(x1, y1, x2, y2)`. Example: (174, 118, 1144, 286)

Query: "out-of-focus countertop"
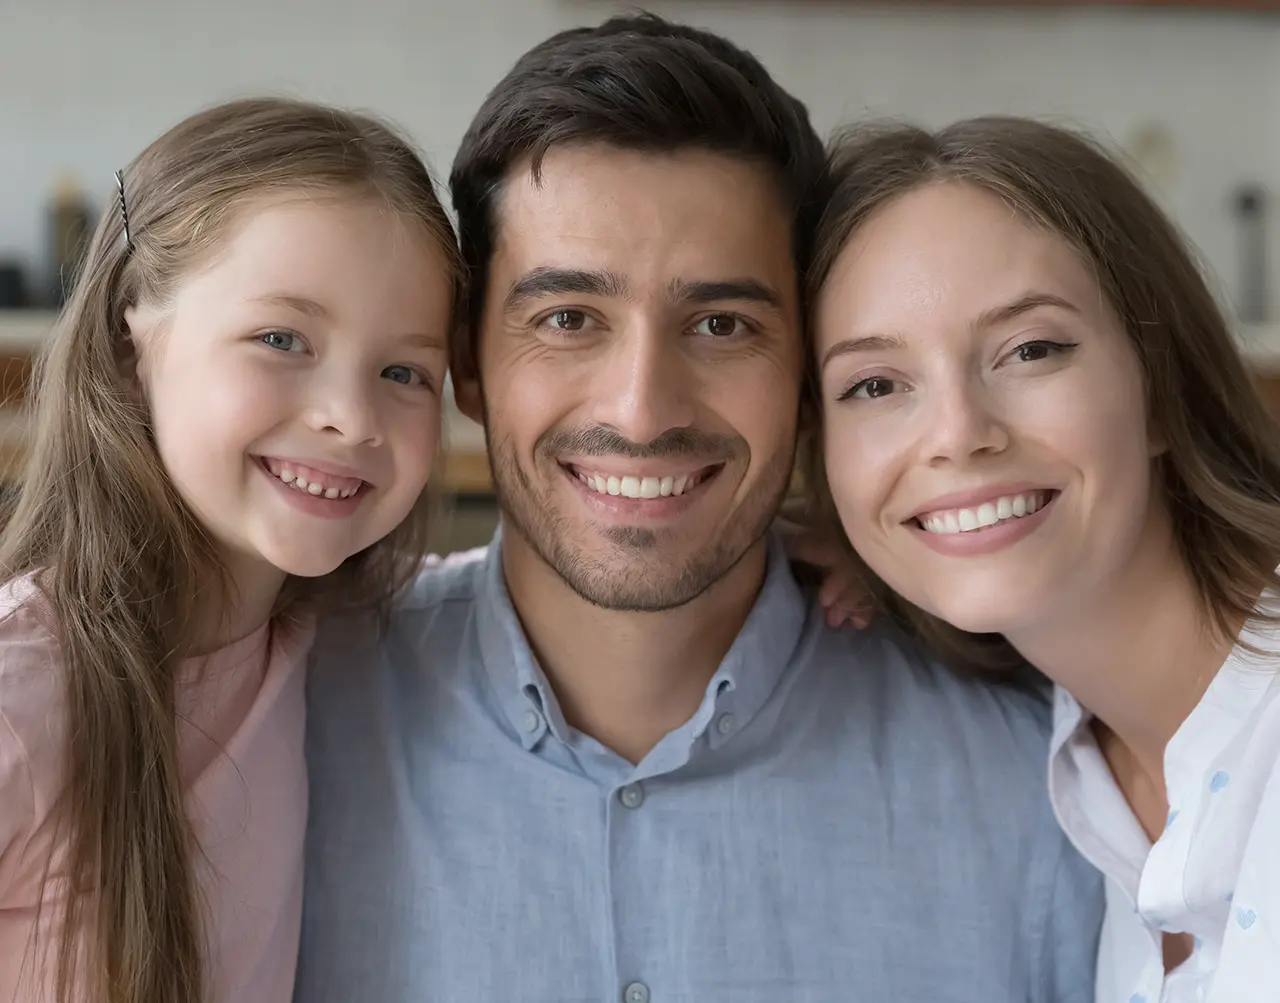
(0, 309, 494, 494)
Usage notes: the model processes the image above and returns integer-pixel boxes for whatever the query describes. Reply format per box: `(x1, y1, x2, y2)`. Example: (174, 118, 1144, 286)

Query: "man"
(295, 14, 1102, 1002)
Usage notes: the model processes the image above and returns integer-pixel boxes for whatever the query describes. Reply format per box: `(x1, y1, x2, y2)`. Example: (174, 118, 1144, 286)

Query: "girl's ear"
(120, 304, 158, 402)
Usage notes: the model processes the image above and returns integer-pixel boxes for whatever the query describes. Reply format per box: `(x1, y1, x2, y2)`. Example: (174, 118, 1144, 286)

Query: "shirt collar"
(1048, 685, 1154, 897)
(474, 526, 808, 762)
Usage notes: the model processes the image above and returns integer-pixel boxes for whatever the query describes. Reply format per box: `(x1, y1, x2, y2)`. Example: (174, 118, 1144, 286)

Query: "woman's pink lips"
(905, 482, 1054, 523)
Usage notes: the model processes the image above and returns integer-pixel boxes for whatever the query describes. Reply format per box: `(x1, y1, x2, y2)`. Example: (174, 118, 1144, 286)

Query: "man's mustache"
(538, 426, 740, 461)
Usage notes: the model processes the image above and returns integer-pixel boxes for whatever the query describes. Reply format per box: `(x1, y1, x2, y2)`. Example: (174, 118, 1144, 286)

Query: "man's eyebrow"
(667, 278, 784, 313)
(503, 267, 628, 313)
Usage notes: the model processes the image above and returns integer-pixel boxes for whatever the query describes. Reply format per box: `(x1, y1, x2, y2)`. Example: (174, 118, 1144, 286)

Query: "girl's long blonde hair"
(804, 117, 1280, 678)
(0, 97, 461, 1003)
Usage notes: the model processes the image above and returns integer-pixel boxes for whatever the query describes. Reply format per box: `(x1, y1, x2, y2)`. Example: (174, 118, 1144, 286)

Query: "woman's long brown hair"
(0, 97, 461, 1003)
(804, 116, 1280, 677)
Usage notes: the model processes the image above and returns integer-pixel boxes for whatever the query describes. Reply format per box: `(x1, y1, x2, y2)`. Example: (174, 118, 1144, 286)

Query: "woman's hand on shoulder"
(775, 516, 875, 630)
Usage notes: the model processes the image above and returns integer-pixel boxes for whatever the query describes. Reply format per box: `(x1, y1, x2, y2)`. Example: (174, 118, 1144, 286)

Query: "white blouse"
(1048, 616, 1280, 1003)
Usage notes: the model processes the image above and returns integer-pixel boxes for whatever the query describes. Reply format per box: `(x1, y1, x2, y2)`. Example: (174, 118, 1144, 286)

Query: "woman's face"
(815, 181, 1164, 639)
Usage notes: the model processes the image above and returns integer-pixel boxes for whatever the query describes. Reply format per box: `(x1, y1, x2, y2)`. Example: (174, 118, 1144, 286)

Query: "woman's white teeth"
(920, 491, 1048, 534)
(578, 471, 694, 499)
(274, 466, 360, 499)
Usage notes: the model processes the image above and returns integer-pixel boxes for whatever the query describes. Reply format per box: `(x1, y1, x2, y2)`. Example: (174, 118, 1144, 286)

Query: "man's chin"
(558, 562, 709, 613)
(553, 526, 764, 612)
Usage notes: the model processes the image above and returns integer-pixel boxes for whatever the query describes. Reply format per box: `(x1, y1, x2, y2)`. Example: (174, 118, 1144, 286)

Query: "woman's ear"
(795, 376, 822, 468)
(1147, 413, 1168, 458)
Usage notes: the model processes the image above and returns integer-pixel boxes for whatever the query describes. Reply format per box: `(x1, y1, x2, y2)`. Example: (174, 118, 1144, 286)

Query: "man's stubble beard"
(484, 427, 795, 613)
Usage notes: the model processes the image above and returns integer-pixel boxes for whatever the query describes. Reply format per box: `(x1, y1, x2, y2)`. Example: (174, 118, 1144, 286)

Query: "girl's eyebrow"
(249, 293, 331, 318)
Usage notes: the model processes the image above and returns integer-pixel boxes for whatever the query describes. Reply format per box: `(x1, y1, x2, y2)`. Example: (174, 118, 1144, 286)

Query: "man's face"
(457, 144, 802, 611)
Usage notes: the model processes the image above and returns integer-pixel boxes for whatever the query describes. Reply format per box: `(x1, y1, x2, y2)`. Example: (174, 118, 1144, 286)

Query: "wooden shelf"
(437, 448, 493, 496)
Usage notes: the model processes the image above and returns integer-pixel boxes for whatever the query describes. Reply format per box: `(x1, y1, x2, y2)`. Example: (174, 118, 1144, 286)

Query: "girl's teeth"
(267, 462, 362, 500)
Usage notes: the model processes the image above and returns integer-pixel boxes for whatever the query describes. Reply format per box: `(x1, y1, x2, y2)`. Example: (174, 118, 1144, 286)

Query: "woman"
(806, 117, 1280, 1003)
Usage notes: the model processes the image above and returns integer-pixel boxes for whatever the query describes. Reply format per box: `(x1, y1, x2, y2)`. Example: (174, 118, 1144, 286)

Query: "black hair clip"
(114, 169, 134, 253)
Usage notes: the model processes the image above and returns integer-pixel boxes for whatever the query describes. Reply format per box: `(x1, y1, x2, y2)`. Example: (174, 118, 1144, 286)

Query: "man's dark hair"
(448, 11, 826, 381)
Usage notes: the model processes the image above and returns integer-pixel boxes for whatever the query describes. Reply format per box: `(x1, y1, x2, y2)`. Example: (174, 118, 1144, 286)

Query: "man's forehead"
(489, 145, 798, 291)
(499, 144, 790, 229)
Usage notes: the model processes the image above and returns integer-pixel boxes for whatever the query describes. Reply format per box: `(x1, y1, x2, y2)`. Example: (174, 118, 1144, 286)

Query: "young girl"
(806, 117, 1280, 1002)
(0, 98, 462, 1003)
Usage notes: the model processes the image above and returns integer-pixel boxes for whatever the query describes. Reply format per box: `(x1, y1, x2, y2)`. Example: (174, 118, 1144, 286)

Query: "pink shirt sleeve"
(0, 580, 309, 1003)
(0, 677, 37, 898)
(0, 581, 70, 1001)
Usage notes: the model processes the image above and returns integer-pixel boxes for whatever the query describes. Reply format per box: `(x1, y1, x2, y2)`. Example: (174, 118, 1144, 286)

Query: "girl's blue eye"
(261, 331, 303, 352)
(382, 364, 422, 386)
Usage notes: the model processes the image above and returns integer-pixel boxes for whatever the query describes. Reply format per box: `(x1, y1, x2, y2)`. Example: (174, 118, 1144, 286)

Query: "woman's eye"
(839, 376, 897, 402)
(1007, 339, 1077, 365)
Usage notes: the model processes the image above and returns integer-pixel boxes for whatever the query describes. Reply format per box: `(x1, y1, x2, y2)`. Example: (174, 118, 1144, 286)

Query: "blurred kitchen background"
(3, 0, 1280, 549)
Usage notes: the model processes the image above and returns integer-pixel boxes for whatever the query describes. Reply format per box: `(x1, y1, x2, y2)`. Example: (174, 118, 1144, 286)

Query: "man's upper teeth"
(919, 491, 1046, 534)
(577, 471, 694, 499)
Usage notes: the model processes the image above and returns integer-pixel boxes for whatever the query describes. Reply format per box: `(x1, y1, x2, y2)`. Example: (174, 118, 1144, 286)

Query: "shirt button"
(715, 712, 736, 736)
(520, 709, 541, 734)
(618, 783, 645, 809)
(623, 982, 650, 1003)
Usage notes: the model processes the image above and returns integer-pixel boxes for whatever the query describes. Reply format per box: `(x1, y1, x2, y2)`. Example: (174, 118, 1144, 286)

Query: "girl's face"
(815, 181, 1165, 640)
(127, 194, 452, 592)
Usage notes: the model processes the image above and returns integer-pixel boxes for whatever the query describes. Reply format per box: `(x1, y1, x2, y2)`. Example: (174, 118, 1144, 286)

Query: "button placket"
(623, 981, 650, 1003)
(618, 783, 645, 809)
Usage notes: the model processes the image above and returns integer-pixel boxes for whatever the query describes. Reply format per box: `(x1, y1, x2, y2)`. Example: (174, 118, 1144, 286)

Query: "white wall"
(3, 0, 1278, 315)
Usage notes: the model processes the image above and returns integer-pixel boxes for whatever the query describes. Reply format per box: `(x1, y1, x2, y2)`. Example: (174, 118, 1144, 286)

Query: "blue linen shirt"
(295, 531, 1102, 1002)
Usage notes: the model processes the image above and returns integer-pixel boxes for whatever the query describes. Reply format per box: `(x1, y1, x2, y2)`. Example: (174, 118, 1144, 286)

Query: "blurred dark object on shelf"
(46, 177, 92, 307)
(0, 263, 28, 309)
